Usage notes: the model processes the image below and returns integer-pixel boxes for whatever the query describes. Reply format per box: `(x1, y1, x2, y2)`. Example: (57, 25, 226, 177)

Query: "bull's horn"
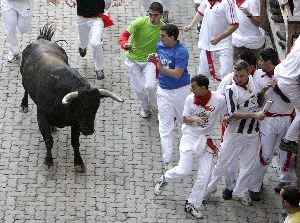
(62, 91, 78, 104)
(98, 89, 124, 102)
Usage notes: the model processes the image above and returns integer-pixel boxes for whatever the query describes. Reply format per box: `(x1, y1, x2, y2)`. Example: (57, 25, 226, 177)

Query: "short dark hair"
(191, 75, 209, 89)
(282, 186, 300, 207)
(233, 60, 249, 72)
(260, 48, 279, 66)
(160, 24, 179, 40)
(238, 50, 257, 67)
(149, 2, 163, 14)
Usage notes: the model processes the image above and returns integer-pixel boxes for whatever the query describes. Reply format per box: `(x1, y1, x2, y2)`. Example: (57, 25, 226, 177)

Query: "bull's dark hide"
(20, 24, 123, 172)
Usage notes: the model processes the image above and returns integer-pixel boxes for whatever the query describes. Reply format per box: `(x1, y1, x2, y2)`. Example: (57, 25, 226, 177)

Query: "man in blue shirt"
(148, 24, 190, 170)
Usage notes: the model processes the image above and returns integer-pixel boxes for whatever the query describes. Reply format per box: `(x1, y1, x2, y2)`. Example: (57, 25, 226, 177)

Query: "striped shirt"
(225, 75, 260, 134)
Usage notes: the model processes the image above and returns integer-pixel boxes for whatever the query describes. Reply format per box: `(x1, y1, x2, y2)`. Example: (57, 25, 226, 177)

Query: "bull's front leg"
(37, 109, 54, 171)
(71, 123, 86, 172)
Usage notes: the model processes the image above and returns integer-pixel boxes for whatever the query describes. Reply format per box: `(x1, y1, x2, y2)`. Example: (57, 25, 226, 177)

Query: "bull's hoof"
(43, 163, 54, 172)
(74, 164, 86, 173)
(19, 106, 29, 113)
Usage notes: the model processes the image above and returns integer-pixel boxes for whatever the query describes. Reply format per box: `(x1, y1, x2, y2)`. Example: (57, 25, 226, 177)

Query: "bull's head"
(62, 88, 123, 136)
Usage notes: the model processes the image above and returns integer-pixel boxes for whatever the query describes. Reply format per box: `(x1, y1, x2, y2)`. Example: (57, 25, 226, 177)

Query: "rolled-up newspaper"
(262, 99, 273, 113)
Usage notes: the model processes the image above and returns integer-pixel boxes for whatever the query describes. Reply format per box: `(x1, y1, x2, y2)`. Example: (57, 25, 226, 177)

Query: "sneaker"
(203, 189, 217, 203)
(249, 191, 261, 201)
(164, 162, 173, 171)
(79, 47, 87, 57)
(95, 70, 105, 80)
(233, 194, 253, 206)
(162, 11, 169, 23)
(8, 54, 21, 63)
(154, 176, 168, 196)
(274, 182, 290, 193)
(222, 188, 233, 200)
(184, 200, 204, 219)
(279, 139, 298, 154)
(140, 108, 150, 118)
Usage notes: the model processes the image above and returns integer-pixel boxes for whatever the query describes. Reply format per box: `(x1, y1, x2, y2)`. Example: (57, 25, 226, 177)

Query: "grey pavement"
(0, 0, 287, 222)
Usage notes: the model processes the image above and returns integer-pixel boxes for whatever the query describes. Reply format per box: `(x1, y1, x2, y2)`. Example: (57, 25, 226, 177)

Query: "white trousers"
(2, 8, 32, 57)
(206, 132, 260, 197)
(164, 134, 213, 209)
(157, 85, 190, 164)
(139, 0, 170, 13)
(277, 82, 300, 142)
(77, 16, 104, 71)
(124, 58, 157, 110)
(249, 117, 297, 192)
(199, 48, 233, 79)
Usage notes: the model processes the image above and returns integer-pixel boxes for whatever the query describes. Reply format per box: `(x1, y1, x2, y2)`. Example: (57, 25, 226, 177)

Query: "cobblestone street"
(0, 0, 287, 222)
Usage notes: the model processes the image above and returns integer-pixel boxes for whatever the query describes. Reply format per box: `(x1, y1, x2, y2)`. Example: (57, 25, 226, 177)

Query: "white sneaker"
(154, 176, 167, 196)
(203, 189, 217, 203)
(184, 200, 203, 219)
(95, 70, 105, 80)
(233, 194, 253, 206)
(164, 162, 173, 171)
(8, 54, 21, 63)
(140, 108, 150, 118)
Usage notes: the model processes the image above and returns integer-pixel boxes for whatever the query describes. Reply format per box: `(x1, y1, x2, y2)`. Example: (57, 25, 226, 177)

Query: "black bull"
(20, 25, 123, 172)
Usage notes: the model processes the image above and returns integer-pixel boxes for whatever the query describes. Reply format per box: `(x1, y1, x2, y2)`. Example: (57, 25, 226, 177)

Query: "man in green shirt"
(119, 2, 164, 118)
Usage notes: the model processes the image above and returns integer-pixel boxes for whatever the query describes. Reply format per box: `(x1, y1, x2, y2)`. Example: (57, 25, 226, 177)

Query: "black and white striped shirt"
(225, 76, 260, 134)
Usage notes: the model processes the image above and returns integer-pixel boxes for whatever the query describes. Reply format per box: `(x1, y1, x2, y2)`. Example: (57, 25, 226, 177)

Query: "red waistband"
(265, 112, 293, 117)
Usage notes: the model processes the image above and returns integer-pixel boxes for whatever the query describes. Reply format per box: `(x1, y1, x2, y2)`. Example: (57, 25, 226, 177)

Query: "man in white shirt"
(275, 37, 300, 154)
(232, 0, 265, 61)
(184, 0, 239, 80)
(249, 48, 296, 201)
(154, 75, 226, 219)
(204, 60, 265, 206)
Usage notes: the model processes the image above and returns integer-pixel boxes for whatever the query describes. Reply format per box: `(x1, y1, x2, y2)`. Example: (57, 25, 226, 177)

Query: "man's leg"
(143, 62, 157, 110)
(218, 47, 233, 78)
(161, 0, 170, 22)
(2, 9, 20, 58)
(90, 18, 105, 73)
(124, 58, 151, 113)
(173, 86, 190, 122)
(187, 151, 213, 208)
(157, 87, 176, 165)
(199, 49, 210, 77)
(77, 16, 91, 55)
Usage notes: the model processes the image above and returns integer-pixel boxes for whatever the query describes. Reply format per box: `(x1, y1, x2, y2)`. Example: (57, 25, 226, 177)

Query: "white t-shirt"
(253, 69, 294, 114)
(232, 0, 265, 49)
(1, 0, 34, 17)
(181, 91, 227, 137)
(274, 36, 300, 85)
(197, 0, 239, 51)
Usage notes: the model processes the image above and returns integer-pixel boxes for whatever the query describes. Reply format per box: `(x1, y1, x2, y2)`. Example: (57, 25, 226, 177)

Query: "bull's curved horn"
(98, 89, 124, 102)
(62, 91, 78, 104)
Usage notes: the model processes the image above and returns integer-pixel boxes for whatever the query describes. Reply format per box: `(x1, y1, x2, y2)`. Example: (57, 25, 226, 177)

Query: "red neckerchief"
(194, 90, 212, 107)
(236, 0, 246, 8)
(250, 67, 256, 76)
(233, 76, 249, 90)
(265, 70, 274, 78)
(208, 0, 222, 9)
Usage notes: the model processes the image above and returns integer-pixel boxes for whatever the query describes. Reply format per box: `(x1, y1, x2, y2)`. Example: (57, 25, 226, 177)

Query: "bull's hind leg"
(37, 109, 54, 171)
(71, 124, 86, 172)
(20, 91, 29, 113)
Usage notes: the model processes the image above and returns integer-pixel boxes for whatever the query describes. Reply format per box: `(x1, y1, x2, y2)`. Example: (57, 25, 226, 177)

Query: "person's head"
(233, 60, 250, 86)
(258, 48, 279, 72)
(238, 50, 257, 73)
(160, 24, 179, 47)
(148, 2, 163, 25)
(280, 186, 300, 213)
(190, 75, 209, 97)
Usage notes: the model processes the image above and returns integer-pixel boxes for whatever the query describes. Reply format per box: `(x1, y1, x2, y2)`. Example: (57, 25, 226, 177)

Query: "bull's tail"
(37, 23, 55, 41)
